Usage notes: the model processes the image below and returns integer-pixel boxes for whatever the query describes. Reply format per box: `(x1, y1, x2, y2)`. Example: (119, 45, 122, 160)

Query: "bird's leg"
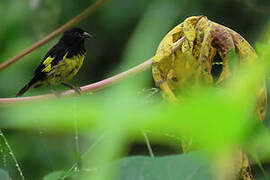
(48, 84, 61, 98)
(61, 82, 81, 95)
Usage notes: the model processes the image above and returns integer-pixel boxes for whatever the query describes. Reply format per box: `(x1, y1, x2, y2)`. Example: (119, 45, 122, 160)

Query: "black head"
(59, 27, 91, 48)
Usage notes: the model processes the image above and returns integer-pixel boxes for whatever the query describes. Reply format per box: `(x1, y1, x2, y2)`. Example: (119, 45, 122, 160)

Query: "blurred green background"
(0, 0, 270, 179)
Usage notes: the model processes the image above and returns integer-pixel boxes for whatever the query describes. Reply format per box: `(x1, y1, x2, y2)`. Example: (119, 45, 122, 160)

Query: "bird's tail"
(16, 77, 39, 97)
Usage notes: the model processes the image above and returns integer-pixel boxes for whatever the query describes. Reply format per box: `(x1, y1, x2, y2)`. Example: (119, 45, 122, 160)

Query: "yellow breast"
(47, 54, 85, 85)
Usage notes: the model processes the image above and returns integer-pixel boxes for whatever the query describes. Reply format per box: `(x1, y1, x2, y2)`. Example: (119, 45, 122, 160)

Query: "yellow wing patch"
(41, 53, 69, 73)
(42, 56, 55, 72)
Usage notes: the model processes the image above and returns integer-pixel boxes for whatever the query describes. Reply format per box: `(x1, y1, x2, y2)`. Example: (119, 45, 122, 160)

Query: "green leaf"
(43, 170, 78, 180)
(110, 151, 212, 180)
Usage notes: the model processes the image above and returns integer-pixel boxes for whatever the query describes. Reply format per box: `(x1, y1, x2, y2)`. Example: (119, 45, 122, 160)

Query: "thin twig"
(60, 135, 105, 180)
(73, 99, 81, 171)
(142, 131, 154, 158)
(0, 0, 109, 71)
(0, 58, 153, 105)
(0, 130, 25, 180)
(171, 37, 185, 53)
(238, 0, 270, 14)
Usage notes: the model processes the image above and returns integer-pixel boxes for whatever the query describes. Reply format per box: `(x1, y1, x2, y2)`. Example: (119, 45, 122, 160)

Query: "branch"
(0, 0, 109, 71)
(0, 58, 153, 105)
(240, 0, 270, 14)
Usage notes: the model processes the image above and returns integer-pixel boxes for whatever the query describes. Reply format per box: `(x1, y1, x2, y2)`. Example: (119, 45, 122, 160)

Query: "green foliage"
(0, 0, 270, 180)
(43, 171, 78, 180)
(42, 152, 212, 180)
(98, 152, 211, 180)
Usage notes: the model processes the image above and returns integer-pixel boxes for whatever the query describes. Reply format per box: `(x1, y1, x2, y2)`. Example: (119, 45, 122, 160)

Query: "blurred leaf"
(255, 42, 268, 56)
(45, 152, 212, 180)
(1, 82, 255, 149)
(0, 169, 10, 180)
(109, 151, 212, 180)
(0, 0, 269, 180)
(43, 170, 78, 180)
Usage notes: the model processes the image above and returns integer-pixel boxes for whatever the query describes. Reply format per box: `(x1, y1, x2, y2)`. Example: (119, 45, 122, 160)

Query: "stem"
(60, 135, 105, 180)
(73, 99, 81, 171)
(0, 130, 25, 180)
(0, 0, 109, 71)
(0, 58, 153, 105)
(142, 131, 155, 158)
(240, 0, 270, 14)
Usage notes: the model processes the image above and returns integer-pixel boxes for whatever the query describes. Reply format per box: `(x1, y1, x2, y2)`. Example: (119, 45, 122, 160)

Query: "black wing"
(34, 43, 67, 77)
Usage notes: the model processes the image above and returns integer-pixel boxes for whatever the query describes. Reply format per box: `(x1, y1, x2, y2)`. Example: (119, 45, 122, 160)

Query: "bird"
(16, 27, 91, 97)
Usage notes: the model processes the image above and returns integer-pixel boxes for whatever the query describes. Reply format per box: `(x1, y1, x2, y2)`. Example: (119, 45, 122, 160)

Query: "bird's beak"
(82, 32, 92, 38)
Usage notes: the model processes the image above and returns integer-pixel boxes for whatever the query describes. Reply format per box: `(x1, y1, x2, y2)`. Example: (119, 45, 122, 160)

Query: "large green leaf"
(44, 152, 212, 180)
(110, 152, 211, 180)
